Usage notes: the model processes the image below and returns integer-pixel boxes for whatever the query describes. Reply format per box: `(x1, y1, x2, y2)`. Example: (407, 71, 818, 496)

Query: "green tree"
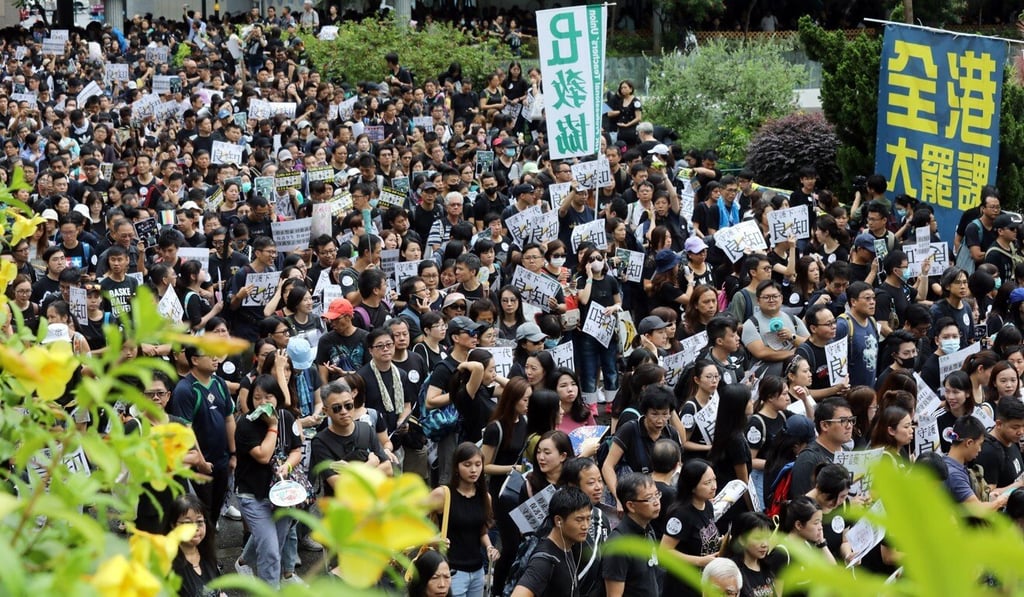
(645, 38, 806, 165)
(798, 16, 882, 197)
(744, 111, 841, 190)
(302, 17, 513, 90)
(998, 75, 1024, 212)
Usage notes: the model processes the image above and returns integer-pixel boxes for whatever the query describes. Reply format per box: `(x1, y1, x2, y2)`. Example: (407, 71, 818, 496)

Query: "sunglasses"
(331, 402, 356, 414)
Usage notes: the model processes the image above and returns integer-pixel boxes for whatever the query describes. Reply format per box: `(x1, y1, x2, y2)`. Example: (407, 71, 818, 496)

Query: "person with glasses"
(227, 236, 278, 344)
(166, 494, 222, 597)
(961, 191, 1001, 269)
(602, 472, 663, 597)
(861, 200, 897, 256)
(788, 398, 853, 499)
(929, 267, 974, 351)
(834, 281, 879, 388)
(727, 254, 772, 328)
(741, 280, 809, 378)
(357, 328, 416, 439)
(310, 379, 393, 497)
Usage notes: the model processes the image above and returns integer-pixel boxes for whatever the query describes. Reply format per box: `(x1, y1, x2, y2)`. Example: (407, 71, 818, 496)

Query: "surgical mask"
(505, 148, 516, 157)
(370, 198, 379, 208)
(242, 182, 252, 193)
(940, 339, 961, 354)
(550, 257, 566, 268)
(544, 338, 559, 350)
(901, 268, 911, 282)
(590, 260, 604, 273)
(895, 208, 906, 220)
(995, 278, 1003, 290)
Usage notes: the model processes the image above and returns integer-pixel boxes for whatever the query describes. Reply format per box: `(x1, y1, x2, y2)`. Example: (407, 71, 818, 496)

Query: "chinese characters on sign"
(875, 25, 1005, 236)
(537, 5, 606, 160)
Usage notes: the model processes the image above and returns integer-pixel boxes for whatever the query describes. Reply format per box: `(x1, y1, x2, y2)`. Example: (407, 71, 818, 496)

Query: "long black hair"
(709, 384, 752, 462)
(550, 367, 590, 424)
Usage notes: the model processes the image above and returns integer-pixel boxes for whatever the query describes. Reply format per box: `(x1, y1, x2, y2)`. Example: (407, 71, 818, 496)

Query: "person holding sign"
(228, 237, 279, 344)
(789, 398, 853, 499)
(835, 282, 879, 388)
(972, 397, 1024, 492)
(575, 247, 623, 408)
(919, 317, 963, 396)
(941, 416, 1010, 510)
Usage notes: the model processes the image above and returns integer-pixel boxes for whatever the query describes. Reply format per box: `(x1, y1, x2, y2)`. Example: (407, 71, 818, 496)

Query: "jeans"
(239, 496, 293, 588)
(282, 525, 298, 574)
(750, 469, 765, 512)
(577, 332, 619, 394)
(451, 565, 485, 597)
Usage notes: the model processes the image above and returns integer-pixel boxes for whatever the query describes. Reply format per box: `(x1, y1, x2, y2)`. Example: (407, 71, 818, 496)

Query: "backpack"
(417, 360, 460, 440)
(765, 461, 795, 518)
(502, 534, 555, 597)
(836, 312, 877, 358)
(954, 219, 982, 275)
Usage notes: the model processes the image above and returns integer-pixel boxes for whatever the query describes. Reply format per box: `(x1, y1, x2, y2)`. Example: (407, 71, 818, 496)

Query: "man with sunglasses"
(789, 398, 854, 499)
(310, 379, 393, 499)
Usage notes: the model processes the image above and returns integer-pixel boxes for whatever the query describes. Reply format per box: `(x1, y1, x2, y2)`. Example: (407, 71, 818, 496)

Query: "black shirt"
(234, 409, 301, 499)
(603, 515, 661, 596)
(309, 422, 386, 496)
(515, 537, 585, 597)
(661, 501, 721, 597)
(973, 433, 1024, 488)
(789, 441, 835, 499)
(356, 362, 415, 432)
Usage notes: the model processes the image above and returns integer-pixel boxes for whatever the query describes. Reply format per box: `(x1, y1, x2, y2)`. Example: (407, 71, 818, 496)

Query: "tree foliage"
(744, 111, 841, 190)
(798, 16, 882, 198)
(998, 74, 1024, 212)
(302, 17, 513, 88)
(645, 38, 805, 165)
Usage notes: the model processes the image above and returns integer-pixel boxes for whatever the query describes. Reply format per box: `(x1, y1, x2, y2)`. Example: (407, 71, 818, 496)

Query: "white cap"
(42, 323, 71, 345)
(278, 149, 293, 162)
(181, 200, 201, 211)
(72, 203, 93, 223)
(648, 143, 669, 156)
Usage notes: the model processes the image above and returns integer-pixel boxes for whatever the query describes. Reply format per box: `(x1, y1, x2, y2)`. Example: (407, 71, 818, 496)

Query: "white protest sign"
(530, 209, 560, 245)
(694, 393, 720, 445)
(243, 272, 281, 306)
(550, 340, 575, 370)
(177, 247, 210, 276)
(615, 249, 644, 283)
(77, 81, 103, 107)
(510, 484, 557, 534)
(157, 286, 184, 322)
(914, 413, 940, 457)
(105, 63, 130, 82)
(570, 218, 607, 252)
(306, 166, 334, 183)
(377, 187, 407, 211)
(902, 242, 948, 277)
(914, 373, 942, 417)
(312, 203, 334, 239)
(321, 284, 344, 308)
(394, 259, 425, 285)
(484, 346, 514, 379)
(972, 405, 996, 432)
(766, 205, 811, 245)
(537, 5, 606, 159)
(379, 249, 400, 280)
(69, 286, 87, 323)
(714, 220, 768, 263)
(211, 141, 244, 166)
(11, 93, 36, 107)
(570, 157, 612, 191)
(505, 205, 542, 247)
(42, 38, 65, 55)
(711, 479, 749, 522)
(272, 218, 313, 253)
(581, 302, 616, 348)
(834, 448, 885, 496)
(548, 182, 572, 206)
(14, 46, 27, 60)
(145, 46, 169, 64)
(152, 75, 174, 95)
(915, 226, 930, 253)
(678, 331, 708, 370)
(50, 29, 69, 42)
(845, 500, 886, 567)
(825, 338, 848, 387)
(318, 26, 339, 40)
(510, 266, 561, 312)
(939, 342, 981, 381)
(678, 175, 696, 222)
(662, 351, 690, 389)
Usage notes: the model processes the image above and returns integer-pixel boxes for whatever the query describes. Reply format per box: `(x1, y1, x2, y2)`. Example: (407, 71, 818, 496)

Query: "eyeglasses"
(825, 417, 857, 426)
(551, 253, 565, 259)
(814, 320, 837, 327)
(371, 341, 395, 350)
(273, 329, 291, 337)
(701, 373, 721, 381)
(759, 294, 782, 301)
(144, 390, 169, 398)
(331, 402, 355, 414)
(632, 491, 662, 503)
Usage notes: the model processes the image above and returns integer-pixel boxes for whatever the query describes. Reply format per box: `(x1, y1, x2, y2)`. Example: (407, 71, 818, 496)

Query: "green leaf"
(602, 535, 705, 593)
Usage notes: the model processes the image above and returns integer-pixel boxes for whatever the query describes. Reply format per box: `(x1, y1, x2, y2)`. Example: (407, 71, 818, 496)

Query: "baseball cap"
(783, 415, 817, 443)
(637, 316, 669, 335)
(323, 298, 354, 320)
(420, 181, 439, 193)
(654, 249, 681, 274)
(442, 292, 468, 310)
(449, 315, 486, 335)
(853, 233, 877, 253)
(648, 143, 669, 156)
(42, 209, 59, 221)
(512, 183, 536, 197)
(217, 107, 231, 119)
(994, 213, 1017, 230)
(181, 200, 201, 211)
(286, 336, 315, 370)
(515, 322, 547, 343)
(72, 203, 93, 223)
(277, 149, 293, 162)
(684, 237, 708, 254)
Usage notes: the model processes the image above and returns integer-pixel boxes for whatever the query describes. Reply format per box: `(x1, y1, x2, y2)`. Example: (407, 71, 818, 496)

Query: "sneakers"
(282, 574, 307, 586)
(300, 535, 324, 551)
(234, 559, 254, 577)
(222, 504, 242, 521)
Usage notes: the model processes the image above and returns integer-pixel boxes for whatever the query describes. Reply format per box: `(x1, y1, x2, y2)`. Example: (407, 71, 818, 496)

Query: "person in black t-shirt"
(727, 512, 778, 597)
(603, 473, 663, 597)
(510, 487, 592, 597)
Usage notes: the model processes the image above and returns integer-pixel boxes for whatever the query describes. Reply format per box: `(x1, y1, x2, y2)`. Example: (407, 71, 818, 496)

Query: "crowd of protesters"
(4, 5, 1024, 597)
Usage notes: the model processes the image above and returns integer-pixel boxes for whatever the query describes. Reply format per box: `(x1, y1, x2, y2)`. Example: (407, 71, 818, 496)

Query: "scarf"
(717, 197, 740, 228)
(370, 360, 404, 414)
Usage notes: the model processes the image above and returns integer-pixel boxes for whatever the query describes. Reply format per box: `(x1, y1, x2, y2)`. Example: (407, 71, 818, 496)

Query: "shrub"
(998, 75, 1024, 212)
(645, 38, 805, 165)
(744, 111, 841, 190)
(302, 17, 514, 88)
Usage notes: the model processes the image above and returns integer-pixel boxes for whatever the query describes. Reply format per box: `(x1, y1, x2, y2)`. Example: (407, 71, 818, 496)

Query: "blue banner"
(875, 25, 1006, 237)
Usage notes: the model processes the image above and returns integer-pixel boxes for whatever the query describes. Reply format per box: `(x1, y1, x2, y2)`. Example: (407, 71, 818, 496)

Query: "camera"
(852, 175, 867, 191)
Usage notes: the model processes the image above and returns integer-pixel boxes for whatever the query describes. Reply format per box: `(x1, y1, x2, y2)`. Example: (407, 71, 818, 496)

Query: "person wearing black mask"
(473, 172, 507, 232)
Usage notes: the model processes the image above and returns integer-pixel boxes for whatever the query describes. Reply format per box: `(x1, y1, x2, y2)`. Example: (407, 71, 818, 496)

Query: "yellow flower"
(89, 554, 162, 597)
(149, 423, 196, 490)
(23, 342, 78, 401)
(168, 332, 251, 357)
(0, 259, 16, 295)
(317, 463, 437, 588)
(0, 343, 37, 382)
(129, 524, 197, 577)
(10, 211, 46, 246)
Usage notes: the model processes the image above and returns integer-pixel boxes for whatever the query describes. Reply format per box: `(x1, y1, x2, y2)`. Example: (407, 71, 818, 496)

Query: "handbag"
(497, 432, 538, 511)
(269, 411, 316, 510)
(404, 485, 451, 582)
(420, 402, 461, 440)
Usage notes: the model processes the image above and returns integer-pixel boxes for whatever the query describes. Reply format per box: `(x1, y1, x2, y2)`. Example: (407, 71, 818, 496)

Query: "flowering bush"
(744, 111, 841, 191)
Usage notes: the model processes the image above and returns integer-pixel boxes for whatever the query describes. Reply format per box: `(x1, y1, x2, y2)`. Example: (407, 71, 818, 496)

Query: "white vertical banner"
(537, 4, 606, 160)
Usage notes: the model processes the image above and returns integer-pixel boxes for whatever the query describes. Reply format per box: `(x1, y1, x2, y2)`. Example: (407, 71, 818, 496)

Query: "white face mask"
(590, 260, 605, 273)
(550, 257, 566, 268)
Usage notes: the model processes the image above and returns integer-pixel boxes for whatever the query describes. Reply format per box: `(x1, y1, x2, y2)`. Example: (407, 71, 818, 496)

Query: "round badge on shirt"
(831, 515, 845, 534)
(682, 414, 695, 429)
(665, 517, 682, 536)
(746, 426, 762, 445)
(409, 369, 421, 383)
(222, 360, 236, 375)
(342, 275, 354, 287)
